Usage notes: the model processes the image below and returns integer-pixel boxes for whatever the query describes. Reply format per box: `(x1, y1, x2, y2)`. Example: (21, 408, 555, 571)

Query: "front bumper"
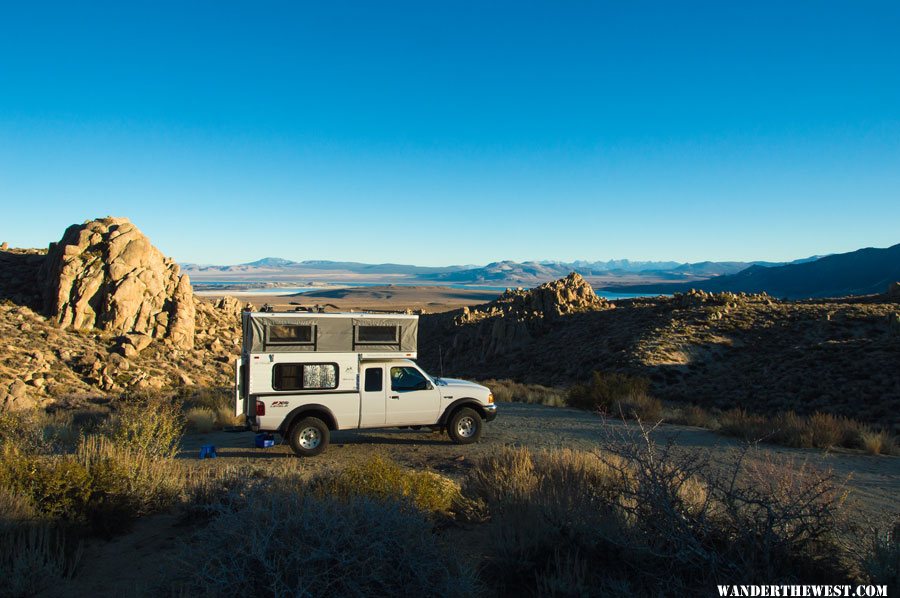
(483, 404, 498, 422)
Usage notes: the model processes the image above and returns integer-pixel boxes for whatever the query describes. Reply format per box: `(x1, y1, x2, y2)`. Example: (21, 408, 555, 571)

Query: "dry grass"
(569, 371, 663, 421)
(480, 378, 567, 407)
(185, 408, 216, 433)
(311, 454, 468, 516)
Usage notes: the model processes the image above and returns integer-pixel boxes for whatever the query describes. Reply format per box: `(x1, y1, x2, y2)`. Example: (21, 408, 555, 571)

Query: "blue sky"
(1, 1, 898, 266)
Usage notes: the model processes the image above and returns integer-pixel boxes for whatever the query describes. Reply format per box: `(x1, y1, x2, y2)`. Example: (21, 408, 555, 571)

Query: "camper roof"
(242, 311, 419, 355)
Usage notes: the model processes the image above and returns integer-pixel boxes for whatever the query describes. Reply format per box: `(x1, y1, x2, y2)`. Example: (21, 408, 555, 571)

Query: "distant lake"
(193, 281, 659, 300)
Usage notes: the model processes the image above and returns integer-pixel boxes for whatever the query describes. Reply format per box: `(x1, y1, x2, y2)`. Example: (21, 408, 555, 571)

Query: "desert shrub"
(464, 429, 857, 594)
(312, 454, 466, 516)
(185, 408, 216, 433)
(0, 524, 81, 598)
(568, 371, 660, 420)
(0, 446, 94, 521)
(717, 407, 772, 441)
(806, 412, 845, 448)
(76, 436, 181, 535)
(671, 404, 716, 428)
(480, 379, 567, 407)
(102, 392, 184, 458)
(859, 430, 897, 456)
(0, 410, 60, 455)
(177, 491, 477, 596)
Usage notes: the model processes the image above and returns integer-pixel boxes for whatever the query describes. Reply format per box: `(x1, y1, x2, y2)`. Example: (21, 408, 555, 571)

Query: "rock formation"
(420, 273, 612, 368)
(457, 272, 610, 325)
(40, 217, 195, 349)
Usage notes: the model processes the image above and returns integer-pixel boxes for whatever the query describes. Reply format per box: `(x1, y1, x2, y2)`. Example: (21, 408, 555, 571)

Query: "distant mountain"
(244, 257, 299, 267)
(182, 254, 838, 288)
(604, 244, 900, 298)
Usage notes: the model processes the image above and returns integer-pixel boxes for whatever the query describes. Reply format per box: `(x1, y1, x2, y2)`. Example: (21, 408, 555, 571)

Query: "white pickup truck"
(235, 311, 497, 457)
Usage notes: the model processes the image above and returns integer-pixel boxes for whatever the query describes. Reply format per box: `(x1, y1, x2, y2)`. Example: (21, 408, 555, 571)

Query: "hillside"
(419, 278, 900, 429)
(604, 243, 900, 299)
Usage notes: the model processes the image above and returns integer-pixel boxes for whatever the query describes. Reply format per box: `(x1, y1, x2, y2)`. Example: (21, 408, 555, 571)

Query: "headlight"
(487, 393, 494, 404)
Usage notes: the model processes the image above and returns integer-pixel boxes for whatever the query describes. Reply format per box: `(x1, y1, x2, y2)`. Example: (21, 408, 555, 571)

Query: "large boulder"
(40, 217, 195, 348)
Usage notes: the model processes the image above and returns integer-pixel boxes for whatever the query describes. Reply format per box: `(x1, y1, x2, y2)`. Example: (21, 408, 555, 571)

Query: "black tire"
(288, 416, 330, 457)
(447, 407, 483, 444)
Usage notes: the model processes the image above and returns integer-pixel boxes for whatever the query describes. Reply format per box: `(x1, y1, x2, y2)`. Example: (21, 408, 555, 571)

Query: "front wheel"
(447, 408, 483, 444)
(288, 417, 330, 457)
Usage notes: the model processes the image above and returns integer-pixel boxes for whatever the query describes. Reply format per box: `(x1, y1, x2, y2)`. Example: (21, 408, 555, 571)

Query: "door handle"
(390, 395, 399, 399)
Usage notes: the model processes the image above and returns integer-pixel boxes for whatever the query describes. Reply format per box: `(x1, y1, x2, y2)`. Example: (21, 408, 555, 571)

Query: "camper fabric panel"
(248, 315, 418, 353)
(250, 316, 321, 352)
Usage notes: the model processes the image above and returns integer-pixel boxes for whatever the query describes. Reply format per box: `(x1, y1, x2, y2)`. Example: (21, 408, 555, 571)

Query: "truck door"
(386, 365, 441, 426)
(359, 365, 387, 427)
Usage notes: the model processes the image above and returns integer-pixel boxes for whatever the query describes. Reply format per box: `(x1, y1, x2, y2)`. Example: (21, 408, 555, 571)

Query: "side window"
(273, 363, 337, 391)
(266, 324, 315, 346)
(364, 368, 383, 392)
(356, 325, 400, 344)
(390, 367, 428, 392)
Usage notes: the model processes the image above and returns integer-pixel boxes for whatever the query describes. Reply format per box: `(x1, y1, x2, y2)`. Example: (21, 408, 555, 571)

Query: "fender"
(438, 397, 487, 426)
(280, 403, 339, 433)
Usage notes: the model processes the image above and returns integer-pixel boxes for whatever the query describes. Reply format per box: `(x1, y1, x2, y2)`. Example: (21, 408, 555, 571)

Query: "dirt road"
(183, 402, 900, 528)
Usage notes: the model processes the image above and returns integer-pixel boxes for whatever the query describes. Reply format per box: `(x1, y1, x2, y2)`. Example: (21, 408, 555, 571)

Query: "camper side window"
(356, 325, 399, 344)
(267, 325, 314, 345)
(272, 363, 338, 391)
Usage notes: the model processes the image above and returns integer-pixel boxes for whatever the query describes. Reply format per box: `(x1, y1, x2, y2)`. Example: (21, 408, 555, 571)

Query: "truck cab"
(235, 311, 496, 456)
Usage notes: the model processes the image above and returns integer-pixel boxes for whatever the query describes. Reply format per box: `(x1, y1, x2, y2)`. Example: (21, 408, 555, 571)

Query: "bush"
(312, 454, 466, 516)
(177, 491, 478, 596)
(102, 392, 184, 459)
(859, 430, 897, 456)
(0, 446, 94, 521)
(464, 434, 857, 594)
(568, 371, 661, 420)
(185, 408, 216, 433)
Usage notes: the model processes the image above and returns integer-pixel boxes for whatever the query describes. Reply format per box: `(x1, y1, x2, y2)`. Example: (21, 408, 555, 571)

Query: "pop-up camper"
(235, 311, 496, 456)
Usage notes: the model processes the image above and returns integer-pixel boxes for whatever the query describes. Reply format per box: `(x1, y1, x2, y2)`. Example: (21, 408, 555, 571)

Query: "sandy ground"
(201, 285, 502, 313)
(57, 403, 899, 596)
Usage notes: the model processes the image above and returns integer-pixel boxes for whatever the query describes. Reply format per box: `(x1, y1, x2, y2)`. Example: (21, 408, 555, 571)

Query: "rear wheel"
(447, 408, 483, 444)
(288, 417, 330, 457)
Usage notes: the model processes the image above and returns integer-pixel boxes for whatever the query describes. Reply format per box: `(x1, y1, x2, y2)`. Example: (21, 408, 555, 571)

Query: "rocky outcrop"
(672, 288, 773, 308)
(40, 217, 195, 349)
(458, 272, 610, 325)
(421, 273, 612, 369)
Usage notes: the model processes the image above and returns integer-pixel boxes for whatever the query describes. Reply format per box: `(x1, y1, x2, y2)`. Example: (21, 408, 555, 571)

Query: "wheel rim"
(298, 426, 321, 449)
(456, 416, 476, 438)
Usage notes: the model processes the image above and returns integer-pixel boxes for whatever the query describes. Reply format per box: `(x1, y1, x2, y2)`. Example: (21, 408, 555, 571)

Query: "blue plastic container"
(255, 433, 275, 448)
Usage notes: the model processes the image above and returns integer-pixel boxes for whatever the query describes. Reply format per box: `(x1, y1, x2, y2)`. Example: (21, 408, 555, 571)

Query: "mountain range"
(182, 243, 899, 298)
(604, 242, 900, 298)
(184, 256, 819, 285)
